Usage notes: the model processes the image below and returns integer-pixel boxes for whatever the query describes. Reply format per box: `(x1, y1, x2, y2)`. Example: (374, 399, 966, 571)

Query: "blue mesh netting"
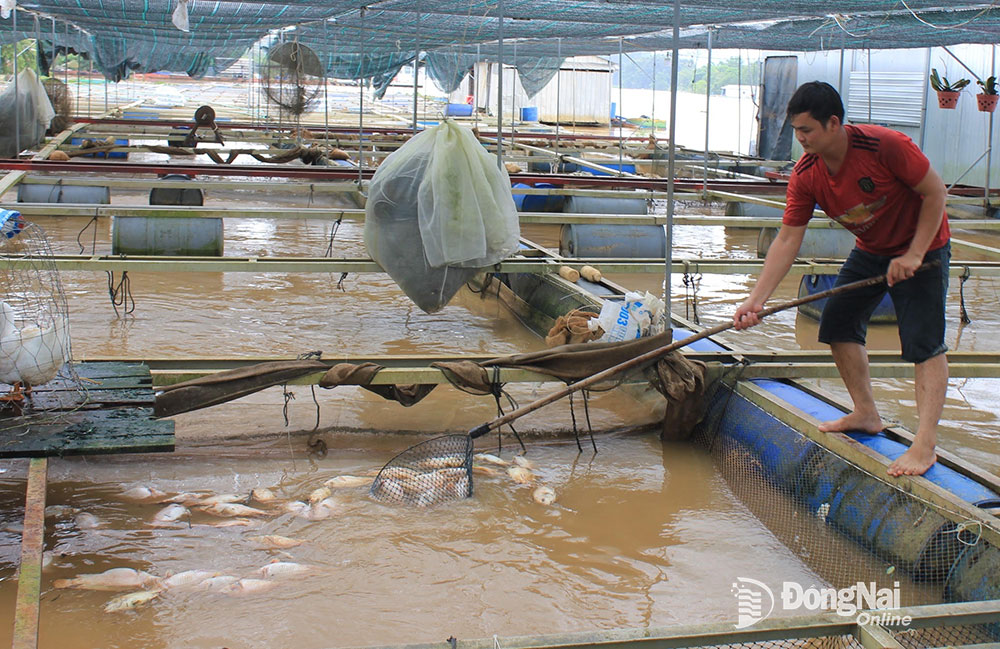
(2, 2, 1000, 81)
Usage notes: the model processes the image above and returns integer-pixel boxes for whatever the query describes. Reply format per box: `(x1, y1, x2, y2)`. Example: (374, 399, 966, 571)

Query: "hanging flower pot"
(937, 91, 960, 109)
(978, 93, 999, 112)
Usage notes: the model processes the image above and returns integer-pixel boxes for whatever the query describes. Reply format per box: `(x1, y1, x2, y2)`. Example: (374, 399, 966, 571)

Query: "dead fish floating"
(532, 485, 557, 505)
(195, 575, 240, 592)
(198, 503, 269, 518)
(249, 535, 304, 549)
(74, 512, 103, 530)
(258, 561, 314, 578)
(323, 475, 374, 489)
(197, 494, 247, 507)
(512, 456, 536, 471)
(473, 453, 509, 467)
(152, 504, 190, 525)
(250, 488, 280, 504)
(119, 486, 169, 503)
(308, 487, 332, 504)
(162, 570, 222, 590)
(104, 589, 162, 613)
(506, 467, 535, 484)
(54, 567, 161, 591)
(226, 578, 278, 596)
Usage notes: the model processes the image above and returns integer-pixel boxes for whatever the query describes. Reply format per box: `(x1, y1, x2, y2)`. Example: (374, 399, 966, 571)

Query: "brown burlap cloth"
(155, 332, 717, 439)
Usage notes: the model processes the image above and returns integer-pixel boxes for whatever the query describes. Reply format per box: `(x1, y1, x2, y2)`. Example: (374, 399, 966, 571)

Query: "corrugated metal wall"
(455, 59, 611, 125)
(796, 45, 1000, 190)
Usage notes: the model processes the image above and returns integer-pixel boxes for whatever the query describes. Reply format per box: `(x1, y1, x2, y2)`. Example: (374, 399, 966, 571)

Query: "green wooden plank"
(73, 362, 152, 380)
(41, 377, 153, 392)
(0, 408, 173, 458)
(15, 387, 154, 412)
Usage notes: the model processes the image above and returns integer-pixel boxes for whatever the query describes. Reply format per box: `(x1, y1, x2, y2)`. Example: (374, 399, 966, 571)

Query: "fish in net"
(370, 435, 475, 507)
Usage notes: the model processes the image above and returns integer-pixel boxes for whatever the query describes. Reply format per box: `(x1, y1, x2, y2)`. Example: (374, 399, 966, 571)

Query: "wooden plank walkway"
(0, 361, 174, 458)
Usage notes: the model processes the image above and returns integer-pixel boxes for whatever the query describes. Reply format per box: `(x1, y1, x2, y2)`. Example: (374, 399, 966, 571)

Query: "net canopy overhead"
(2, 2, 1000, 81)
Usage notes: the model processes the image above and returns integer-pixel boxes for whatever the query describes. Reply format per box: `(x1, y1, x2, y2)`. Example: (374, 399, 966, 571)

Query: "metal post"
(651, 50, 657, 139)
(358, 8, 366, 187)
(13, 8, 20, 156)
(618, 37, 624, 173)
(474, 44, 480, 132)
(324, 19, 330, 146)
(555, 38, 561, 160)
(511, 40, 517, 148)
(703, 30, 712, 198)
(919, 48, 931, 150)
(664, 0, 680, 318)
(838, 48, 844, 93)
(866, 48, 872, 123)
(496, 0, 504, 169)
(736, 50, 741, 164)
(412, 6, 420, 132)
(987, 44, 995, 207)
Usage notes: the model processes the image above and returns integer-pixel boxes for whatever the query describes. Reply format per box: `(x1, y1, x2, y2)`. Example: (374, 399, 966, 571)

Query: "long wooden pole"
(468, 262, 937, 438)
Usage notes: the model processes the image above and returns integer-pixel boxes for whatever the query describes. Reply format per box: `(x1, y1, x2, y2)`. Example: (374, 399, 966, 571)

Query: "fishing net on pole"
(370, 435, 474, 507)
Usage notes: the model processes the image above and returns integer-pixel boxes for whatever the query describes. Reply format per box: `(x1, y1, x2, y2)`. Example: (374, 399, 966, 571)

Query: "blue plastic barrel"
(70, 137, 128, 159)
(520, 106, 539, 122)
(797, 274, 896, 323)
(445, 104, 473, 117)
(511, 183, 564, 212)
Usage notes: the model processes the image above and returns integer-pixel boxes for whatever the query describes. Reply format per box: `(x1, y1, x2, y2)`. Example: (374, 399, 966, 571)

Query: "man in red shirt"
(733, 81, 950, 477)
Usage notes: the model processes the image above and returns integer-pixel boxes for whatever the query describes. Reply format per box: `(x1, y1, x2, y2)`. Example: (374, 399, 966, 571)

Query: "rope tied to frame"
(107, 269, 135, 317)
(567, 387, 597, 453)
(959, 265, 972, 325)
(489, 365, 525, 454)
(682, 260, 702, 325)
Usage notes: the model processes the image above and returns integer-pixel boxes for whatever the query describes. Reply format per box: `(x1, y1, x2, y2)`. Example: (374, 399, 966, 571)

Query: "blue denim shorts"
(817, 244, 950, 363)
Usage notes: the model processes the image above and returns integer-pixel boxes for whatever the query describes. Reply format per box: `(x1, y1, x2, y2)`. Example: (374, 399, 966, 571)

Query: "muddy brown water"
(0, 185, 996, 647)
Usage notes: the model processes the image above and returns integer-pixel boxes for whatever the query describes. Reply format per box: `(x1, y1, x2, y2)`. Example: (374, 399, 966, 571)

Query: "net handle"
(469, 260, 940, 439)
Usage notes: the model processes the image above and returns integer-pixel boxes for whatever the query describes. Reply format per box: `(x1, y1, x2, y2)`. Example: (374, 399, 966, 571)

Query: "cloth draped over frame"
(153, 334, 711, 439)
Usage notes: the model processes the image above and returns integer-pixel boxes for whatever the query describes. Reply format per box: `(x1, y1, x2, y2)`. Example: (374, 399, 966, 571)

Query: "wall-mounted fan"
(261, 41, 325, 125)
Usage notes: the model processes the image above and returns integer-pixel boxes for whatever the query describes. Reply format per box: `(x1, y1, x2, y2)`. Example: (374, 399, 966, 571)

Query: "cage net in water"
(0, 210, 78, 410)
(690, 382, 1000, 646)
(370, 435, 475, 507)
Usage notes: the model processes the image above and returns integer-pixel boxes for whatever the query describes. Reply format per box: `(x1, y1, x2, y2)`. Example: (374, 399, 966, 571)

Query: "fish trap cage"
(690, 377, 1000, 644)
(0, 210, 83, 415)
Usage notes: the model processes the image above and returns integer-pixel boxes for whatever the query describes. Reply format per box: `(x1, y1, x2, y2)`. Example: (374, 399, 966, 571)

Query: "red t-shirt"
(783, 124, 950, 256)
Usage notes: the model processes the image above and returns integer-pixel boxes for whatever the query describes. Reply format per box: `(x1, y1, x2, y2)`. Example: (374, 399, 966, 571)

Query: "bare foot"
(817, 412, 883, 434)
(888, 444, 937, 477)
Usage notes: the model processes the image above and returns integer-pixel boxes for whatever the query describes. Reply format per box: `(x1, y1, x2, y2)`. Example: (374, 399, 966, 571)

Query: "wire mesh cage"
(42, 78, 72, 135)
(0, 211, 75, 405)
(370, 434, 475, 507)
(691, 380, 1000, 639)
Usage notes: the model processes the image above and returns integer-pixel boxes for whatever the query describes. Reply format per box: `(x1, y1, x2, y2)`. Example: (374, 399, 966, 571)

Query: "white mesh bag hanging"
(0, 210, 72, 393)
(365, 120, 520, 313)
(415, 120, 519, 268)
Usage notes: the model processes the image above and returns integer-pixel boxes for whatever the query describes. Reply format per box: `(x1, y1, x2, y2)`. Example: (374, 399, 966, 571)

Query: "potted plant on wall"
(930, 68, 970, 109)
(977, 76, 998, 112)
